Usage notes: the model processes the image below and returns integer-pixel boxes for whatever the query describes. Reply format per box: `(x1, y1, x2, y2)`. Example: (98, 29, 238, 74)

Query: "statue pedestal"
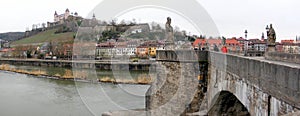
(267, 45, 276, 52)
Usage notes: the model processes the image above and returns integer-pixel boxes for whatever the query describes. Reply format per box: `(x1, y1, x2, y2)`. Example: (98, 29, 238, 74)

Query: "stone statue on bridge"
(165, 17, 175, 50)
(267, 24, 276, 45)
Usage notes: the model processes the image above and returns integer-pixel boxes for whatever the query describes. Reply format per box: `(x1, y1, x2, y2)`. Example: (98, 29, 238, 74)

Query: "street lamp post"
(265, 25, 270, 52)
(265, 25, 269, 40)
(244, 30, 248, 39)
(244, 30, 248, 56)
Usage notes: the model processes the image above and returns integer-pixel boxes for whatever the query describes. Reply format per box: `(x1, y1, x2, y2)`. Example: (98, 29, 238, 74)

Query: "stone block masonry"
(146, 50, 208, 115)
(207, 51, 300, 115)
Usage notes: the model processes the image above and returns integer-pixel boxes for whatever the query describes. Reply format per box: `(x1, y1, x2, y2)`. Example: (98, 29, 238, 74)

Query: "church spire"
(54, 11, 58, 16)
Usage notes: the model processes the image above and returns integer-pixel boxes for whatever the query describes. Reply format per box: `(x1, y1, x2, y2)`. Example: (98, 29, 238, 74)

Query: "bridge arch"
(208, 91, 250, 116)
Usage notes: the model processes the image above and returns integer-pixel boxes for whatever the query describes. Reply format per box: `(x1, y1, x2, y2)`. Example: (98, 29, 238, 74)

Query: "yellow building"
(148, 47, 156, 58)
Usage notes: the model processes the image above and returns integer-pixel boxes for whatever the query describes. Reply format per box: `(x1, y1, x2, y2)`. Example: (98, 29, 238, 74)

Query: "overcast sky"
(0, 0, 299, 41)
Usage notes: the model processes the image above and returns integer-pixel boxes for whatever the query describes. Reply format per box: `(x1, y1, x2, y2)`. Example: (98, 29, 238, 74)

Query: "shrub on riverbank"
(100, 77, 116, 83)
(31, 70, 46, 76)
(0, 64, 151, 85)
(62, 69, 73, 79)
(137, 76, 152, 84)
(0, 64, 10, 71)
(0, 64, 46, 76)
(98, 74, 152, 84)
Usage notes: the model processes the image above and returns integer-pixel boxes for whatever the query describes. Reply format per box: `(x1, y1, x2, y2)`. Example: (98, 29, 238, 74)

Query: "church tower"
(91, 13, 98, 26)
(92, 13, 96, 20)
(261, 32, 265, 41)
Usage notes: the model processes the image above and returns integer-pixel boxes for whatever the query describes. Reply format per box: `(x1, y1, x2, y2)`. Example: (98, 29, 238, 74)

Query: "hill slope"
(0, 32, 24, 42)
(12, 29, 74, 45)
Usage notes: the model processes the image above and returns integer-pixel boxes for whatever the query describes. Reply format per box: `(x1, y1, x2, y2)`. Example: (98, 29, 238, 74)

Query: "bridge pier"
(146, 50, 208, 115)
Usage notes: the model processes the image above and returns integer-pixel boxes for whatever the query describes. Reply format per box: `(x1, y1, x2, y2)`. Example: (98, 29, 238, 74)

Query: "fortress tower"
(54, 11, 59, 22)
(53, 8, 71, 23)
(64, 8, 70, 19)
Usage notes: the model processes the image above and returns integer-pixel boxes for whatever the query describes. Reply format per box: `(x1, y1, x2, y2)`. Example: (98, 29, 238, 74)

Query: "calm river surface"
(0, 70, 149, 116)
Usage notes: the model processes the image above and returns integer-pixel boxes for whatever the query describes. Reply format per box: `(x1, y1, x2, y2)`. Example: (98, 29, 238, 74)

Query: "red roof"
(0, 48, 15, 52)
(207, 39, 222, 45)
(226, 39, 239, 44)
(193, 39, 206, 47)
(236, 37, 246, 41)
(281, 40, 294, 44)
(193, 38, 241, 47)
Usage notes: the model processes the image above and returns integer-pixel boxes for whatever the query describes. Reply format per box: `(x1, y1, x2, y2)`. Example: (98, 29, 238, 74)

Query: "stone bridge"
(146, 50, 300, 116)
(208, 52, 300, 116)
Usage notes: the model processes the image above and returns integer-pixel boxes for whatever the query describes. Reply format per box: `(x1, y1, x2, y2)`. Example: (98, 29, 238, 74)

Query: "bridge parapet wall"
(224, 52, 300, 107)
(265, 52, 300, 64)
(208, 52, 300, 115)
(156, 50, 208, 62)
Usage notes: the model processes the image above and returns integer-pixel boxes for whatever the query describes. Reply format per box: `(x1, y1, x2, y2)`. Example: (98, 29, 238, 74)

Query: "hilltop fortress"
(23, 8, 150, 41)
(48, 8, 83, 27)
(54, 8, 72, 23)
(24, 8, 83, 38)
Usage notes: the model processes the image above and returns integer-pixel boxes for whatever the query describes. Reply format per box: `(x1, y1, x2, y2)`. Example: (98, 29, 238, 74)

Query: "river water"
(0, 70, 149, 116)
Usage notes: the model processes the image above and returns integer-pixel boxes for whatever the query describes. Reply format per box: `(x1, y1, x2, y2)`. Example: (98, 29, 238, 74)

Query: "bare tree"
(111, 18, 118, 25)
(42, 23, 46, 28)
(120, 19, 126, 25)
(174, 26, 180, 32)
(32, 24, 35, 30)
(132, 18, 137, 24)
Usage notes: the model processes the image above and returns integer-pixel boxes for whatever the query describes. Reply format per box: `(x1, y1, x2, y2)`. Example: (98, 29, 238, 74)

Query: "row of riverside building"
(95, 39, 165, 59)
(94, 36, 300, 60)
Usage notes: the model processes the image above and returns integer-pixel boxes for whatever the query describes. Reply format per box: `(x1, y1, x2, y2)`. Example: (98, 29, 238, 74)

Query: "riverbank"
(0, 58, 154, 70)
(0, 64, 152, 85)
